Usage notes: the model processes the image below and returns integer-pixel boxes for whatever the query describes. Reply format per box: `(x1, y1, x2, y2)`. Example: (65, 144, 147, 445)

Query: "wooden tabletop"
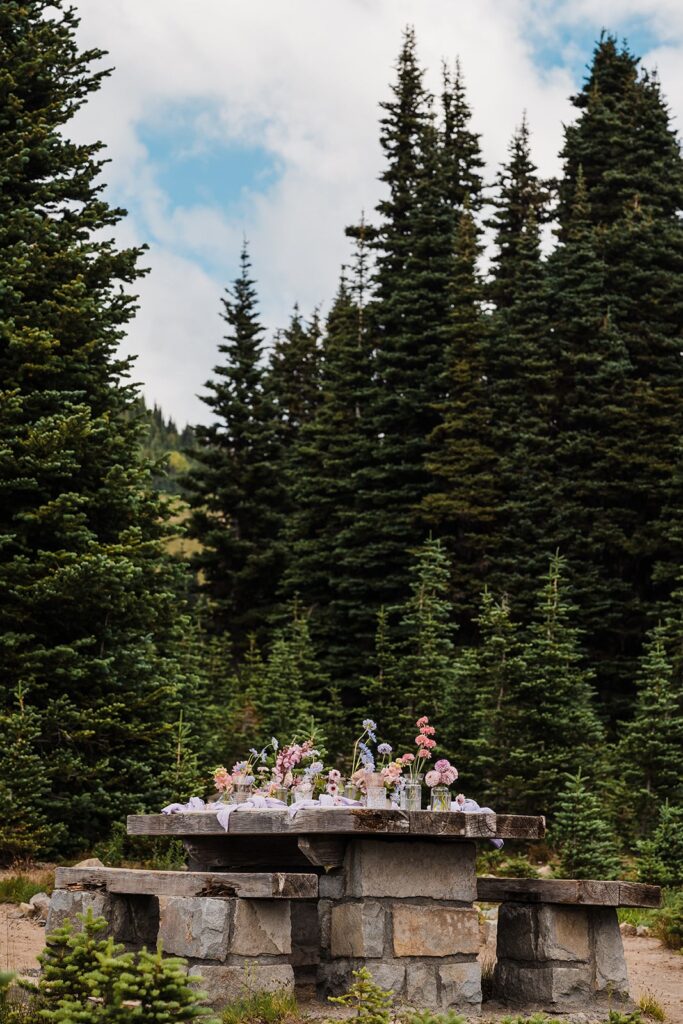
(128, 807, 545, 840)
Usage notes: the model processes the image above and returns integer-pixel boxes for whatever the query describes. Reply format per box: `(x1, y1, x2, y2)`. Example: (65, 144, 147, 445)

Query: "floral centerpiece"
(348, 719, 378, 798)
(426, 758, 459, 811)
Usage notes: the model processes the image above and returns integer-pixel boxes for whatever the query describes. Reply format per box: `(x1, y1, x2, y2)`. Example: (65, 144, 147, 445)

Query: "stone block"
(319, 872, 345, 899)
(368, 963, 406, 996)
(497, 904, 590, 963)
(493, 961, 592, 1007)
(345, 840, 476, 900)
(439, 962, 482, 1008)
(47, 890, 124, 939)
(158, 896, 231, 961)
(232, 900, 291, 955)
(405, 964, 438, 1006)
(392, 906, 479, 957)
(191, 964, 294, 1011)
(290, 901, 320, 966)
(591, 908, 629, 995)
(318, 899, 331, 953)
(330, 902, 386, 958)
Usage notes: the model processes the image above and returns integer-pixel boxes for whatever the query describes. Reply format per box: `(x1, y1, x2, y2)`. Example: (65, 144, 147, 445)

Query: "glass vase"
(365, 773, 387, 809)
(234, 781, 253, 803)
(293, 783, 313, 803)
(272, 785, 289, 804)
(404, 776, 423, 811)
(344, 783, 361, 802)
(430, 784, 451, 812)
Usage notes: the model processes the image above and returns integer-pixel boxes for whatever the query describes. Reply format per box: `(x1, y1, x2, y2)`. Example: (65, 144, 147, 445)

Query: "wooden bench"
(476, 877, 661, 1010)
(47, 866, 320, 1010)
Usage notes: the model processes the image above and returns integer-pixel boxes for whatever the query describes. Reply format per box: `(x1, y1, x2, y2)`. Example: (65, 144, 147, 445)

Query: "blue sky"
(73, 0, 683, 425)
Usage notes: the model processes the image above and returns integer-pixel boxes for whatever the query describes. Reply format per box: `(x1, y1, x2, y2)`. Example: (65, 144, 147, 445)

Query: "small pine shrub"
(653, 888, 683, 950)
(551, 771, 622, 879)
(329, 967, 393, 1024)
(637, 804, 683, 886)
(495, 854, 540, 878)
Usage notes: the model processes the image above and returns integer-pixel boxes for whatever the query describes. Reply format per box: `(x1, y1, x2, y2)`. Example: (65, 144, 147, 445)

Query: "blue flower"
(378, 743, 392, 755)
(362, 719, 377, 732)
(359, 742, 375, 771)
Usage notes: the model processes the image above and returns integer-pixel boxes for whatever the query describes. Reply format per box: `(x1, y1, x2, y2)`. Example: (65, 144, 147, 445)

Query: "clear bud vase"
(272, 785, 289, 804)
(430, 784, 451, 812)
(234, 780, 254, 803)
(344, 783, 361, 802)
(365, 773, 387, 809)
(293, 782, 313, 803)
(404, 776, 423, 811)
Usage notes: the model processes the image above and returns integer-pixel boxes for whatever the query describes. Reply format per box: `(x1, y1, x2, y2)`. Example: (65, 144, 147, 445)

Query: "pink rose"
(425, 770, 440, 787)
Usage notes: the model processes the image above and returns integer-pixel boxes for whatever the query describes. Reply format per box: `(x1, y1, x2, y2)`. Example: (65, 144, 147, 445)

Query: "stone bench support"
(479, 877, 661, 1012)
(47, 867, 319, 1012)
(316, 838, 482, 1011)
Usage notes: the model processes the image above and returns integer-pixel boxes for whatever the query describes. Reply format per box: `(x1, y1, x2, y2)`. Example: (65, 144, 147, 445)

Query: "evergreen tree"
(0, 0, 197, 852)
(0, 691, 56, 862)
(501, 556, 606, 815)
(552, 771, 622, 880)
(379, 538, 457, 747)
(281, 232, 376, 687)
(186, 244, 284, 648)
(456, 589, 524, 802)
(616, 623, 683, 828)
(487, 211, 555, 612)
(559, 36, 683, 710)
(487, 114, 547, 310)
(440, 59, 485, 211)
(268, 305, 323, 443)
(547, 173, 636, 706)
(422, 208, 499, 630)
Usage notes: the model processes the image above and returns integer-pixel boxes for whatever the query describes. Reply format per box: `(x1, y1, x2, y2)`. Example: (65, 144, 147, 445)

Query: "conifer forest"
(1, 1, 682, 886)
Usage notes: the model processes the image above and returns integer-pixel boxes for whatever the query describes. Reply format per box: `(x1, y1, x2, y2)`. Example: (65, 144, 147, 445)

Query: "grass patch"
(222, 987, 299, 1024)
(637, 990, 666, 1021)
(0, 874, 53, 905)
(618, 906, 658, 928)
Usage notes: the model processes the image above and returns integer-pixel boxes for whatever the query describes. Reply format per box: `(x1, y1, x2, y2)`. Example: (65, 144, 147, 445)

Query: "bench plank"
(476, 876, 660, 908)
(55, 866, 318, 899)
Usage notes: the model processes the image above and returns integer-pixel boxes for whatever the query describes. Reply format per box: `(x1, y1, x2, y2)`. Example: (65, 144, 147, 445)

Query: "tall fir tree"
(282, 231, 377, 689)
(547, 173, 637, 707)
(559, 35, 683, 711)
(186, 244, 285, 649)
(422, 208, 499, 632)
(0, 0, 199, 851)
(494, 556, 606, 815)
(616, 622, 683, 831)
(487, 114, 547, 310)
(552, 771, 622, 880)
(487, 210, 555, 613)
(267, 305, 323, 444)
(440, 59, 485, 212)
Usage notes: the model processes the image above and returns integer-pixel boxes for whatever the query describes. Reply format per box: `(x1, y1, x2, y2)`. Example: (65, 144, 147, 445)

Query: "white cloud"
(70, 0, 683, 424)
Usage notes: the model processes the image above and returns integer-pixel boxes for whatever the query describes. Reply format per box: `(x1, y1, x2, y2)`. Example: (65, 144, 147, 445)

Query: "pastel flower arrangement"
(425, 759, 459, 788)
(209, 714, 459, 808)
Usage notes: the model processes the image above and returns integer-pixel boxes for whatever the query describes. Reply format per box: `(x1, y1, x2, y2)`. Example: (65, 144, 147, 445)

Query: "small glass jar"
(272, 785, 289, 804)
(365, 773, 387, 809)
(344, 783, 361, 802)
(430, 784, 451, 812)
(293, 782, 313, 803)
(404, 776, 423, 811)
(234, 779, 254, 803)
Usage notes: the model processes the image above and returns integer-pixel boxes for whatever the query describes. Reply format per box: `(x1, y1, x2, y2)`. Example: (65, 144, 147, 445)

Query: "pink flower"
(416, 716, 429, 728)
(213, 767, 233, 792)
(417, 747, 431, 758)
(327, 782, 339, 796)
(434, 759, 450, 772)
(400, 753, 415, 764)
(456, 793, 465, 805)
(443, 767, 458, 785)
(425, 770, 440, 787)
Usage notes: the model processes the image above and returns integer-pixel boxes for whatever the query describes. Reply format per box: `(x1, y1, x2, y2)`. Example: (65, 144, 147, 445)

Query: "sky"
(71, 1, 683, 426)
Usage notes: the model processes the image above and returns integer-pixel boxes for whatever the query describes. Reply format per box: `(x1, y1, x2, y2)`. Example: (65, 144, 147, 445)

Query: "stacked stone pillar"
(317, 838, 482, 1011)
(493, 903, 630, 1009)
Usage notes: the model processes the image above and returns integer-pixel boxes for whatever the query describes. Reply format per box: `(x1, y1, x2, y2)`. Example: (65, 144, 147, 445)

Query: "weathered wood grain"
(54, 866, 318, 899)
(127, 808, 544, 840)
(297, 836, 347, 869)
(476, 876, 660, 908)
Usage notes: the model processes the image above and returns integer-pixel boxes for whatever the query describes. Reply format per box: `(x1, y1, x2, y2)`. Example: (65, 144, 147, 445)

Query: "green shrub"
(0, 874, 53, 905)
(652, 888, 683, 950)
(637, 804, 683, 886)
(92, 820, 186, 870)
(551, 771, 621, 879)
(329, 967, 393, 1024)
(495, 854, 540, 878)
(402, 1012, 465, 1024)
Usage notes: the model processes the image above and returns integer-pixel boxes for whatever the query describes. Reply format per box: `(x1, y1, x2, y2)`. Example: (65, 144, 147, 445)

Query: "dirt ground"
(1, 901, 680, 1021)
